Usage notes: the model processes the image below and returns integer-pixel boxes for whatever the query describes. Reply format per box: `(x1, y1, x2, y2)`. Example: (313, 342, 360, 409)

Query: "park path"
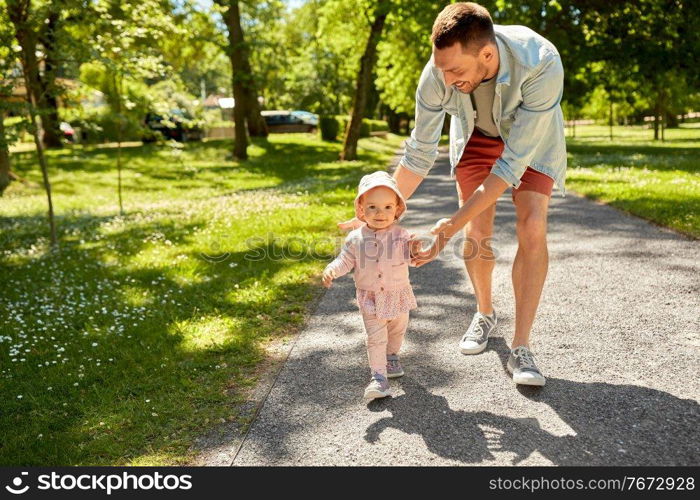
(220, 149, 698, 466)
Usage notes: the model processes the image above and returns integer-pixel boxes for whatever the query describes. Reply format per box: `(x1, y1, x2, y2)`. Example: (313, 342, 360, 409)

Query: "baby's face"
(360, 186, 400, 230)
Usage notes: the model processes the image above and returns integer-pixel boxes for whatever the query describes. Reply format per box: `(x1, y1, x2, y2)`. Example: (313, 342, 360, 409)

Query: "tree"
(0, 1, 20, 195)
(577, 0, 700, 140)
(340, 0, 390, 161)
(161, 0, 231, 101)
(5, 0, 78, 149)
(88, 0, 174, 214)
(214, 0, 268, 161)
(7, 0, 57, 245)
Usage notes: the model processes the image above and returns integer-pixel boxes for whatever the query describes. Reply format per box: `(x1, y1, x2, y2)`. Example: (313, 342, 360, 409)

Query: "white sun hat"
(353, 171, 407, 222)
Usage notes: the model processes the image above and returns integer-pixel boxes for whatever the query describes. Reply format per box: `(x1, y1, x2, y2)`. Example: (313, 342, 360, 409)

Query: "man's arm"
(396, 58, 446, 186)
(426, 55, 564, 245)
(392, 162, 425, 200)
(410, 174, 508, 267)
(437, 173, 509, 239)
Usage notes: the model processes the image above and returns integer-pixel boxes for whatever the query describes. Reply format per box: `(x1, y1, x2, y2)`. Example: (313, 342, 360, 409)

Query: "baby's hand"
(322, 268, 337, 288)
(408, 235, 423, 259)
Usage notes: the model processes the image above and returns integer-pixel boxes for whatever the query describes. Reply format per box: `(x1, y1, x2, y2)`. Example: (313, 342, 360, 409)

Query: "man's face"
(433, 42, 490, 94)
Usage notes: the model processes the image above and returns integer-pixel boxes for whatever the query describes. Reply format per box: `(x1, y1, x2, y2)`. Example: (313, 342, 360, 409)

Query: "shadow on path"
(364, 337, 699, 465)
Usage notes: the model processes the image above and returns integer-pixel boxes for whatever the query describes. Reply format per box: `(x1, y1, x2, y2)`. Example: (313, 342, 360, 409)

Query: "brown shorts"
(455, 129, 554, 203)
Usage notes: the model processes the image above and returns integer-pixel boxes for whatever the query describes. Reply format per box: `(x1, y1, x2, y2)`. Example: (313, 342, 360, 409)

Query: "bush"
(319, 115, 340, 141)
(359, 120, 371, 138)
(365, 119, 389, 132)
(326, 116, 390, 140)
(335, 115, 350, 137)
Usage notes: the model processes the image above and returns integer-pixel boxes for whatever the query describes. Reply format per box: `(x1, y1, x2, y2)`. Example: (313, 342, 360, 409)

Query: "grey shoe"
(459, 310, 497, 354)
(386, 354, 404, 378)
(364, 372, 391, 400)
(507, 346, 546, 386)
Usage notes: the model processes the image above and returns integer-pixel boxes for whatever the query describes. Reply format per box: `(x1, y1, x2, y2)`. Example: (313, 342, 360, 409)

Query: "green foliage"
(326, 115, 388, 140)
(365, 118, 388, 132)
(319, 115, 340, 141)
(567, 123, 700, 237)
(359, 119, 371, 138)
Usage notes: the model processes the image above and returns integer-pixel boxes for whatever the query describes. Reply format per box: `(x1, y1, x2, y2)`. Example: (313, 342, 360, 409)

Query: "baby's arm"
(322, 234, 357, 287)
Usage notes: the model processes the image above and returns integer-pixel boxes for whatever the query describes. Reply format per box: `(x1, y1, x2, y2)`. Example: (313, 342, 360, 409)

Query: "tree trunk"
(37, 7, 62, 149)
(0, 110, 11, 195)
(244, 86, 268, 138)
(386, 106, 401, 134)
(364, 74, 380, 119)
(653, 99, 660, 141)
(219, 0, 267, 152)
(661, 110, 665, 142)
(114, 72, 124, 214)
(608, 96, 613, 141)
(10, 0, 57, 245)
(340, 0, 389, 161)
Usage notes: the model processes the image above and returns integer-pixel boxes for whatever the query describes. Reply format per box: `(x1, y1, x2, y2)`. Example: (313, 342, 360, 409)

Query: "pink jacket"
(325, 223, 415, 292)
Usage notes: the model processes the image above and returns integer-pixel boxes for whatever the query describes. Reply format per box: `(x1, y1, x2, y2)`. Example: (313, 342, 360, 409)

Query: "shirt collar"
(494, 34, 511, 86)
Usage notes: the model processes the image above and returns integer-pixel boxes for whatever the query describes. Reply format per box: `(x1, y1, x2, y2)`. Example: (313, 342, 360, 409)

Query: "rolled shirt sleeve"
(399, 61, 446, 178)
(491, 54, 565, 188)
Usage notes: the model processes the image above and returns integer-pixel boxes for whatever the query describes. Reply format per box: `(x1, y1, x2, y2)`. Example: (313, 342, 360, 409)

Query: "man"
(340, 2, 566, 386)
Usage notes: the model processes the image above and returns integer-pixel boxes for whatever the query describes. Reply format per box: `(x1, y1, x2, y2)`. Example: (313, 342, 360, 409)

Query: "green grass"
(565, 123, 700, 238)
(0, 133, 406, 465)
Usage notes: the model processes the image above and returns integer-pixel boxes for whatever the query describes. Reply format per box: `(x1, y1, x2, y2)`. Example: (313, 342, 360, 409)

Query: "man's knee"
(516, 214, 547, 247)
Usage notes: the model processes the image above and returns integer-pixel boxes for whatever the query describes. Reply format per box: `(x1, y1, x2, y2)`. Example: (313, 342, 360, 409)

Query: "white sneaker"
(507, 346, 546, 386)
(459, 310, 497, 355)
(363, 373, 391, 400)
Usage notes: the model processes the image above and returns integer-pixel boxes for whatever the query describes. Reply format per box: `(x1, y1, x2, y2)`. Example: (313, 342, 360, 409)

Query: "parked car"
(261, 110, 318, 133)
(143, 109, 203, 142)
(291, 110, 319, 127)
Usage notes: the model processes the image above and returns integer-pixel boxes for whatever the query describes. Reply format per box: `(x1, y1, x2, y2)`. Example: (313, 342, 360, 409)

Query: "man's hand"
(322, 268, 336, 288)
(409, 235, 440, 267)
(337, 216, 363, 232)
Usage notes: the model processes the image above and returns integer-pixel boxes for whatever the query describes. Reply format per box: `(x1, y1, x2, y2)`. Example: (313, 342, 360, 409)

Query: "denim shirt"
(399, 24, 568, 197)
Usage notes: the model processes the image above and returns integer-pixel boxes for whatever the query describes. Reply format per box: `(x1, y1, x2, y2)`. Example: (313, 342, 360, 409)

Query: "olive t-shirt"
(470, 77, 500, 138)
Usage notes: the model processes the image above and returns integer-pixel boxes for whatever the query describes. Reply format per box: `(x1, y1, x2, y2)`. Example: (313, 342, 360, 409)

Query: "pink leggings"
(361, 311, 409, 376)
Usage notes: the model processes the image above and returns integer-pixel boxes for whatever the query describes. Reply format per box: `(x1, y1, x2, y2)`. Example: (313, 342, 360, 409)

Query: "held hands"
(409, 218, 455, 267)
(322, 268, 337, 288)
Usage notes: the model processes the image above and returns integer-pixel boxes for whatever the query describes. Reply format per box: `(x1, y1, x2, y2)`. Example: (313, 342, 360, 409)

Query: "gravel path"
(231, 150, 699, 466)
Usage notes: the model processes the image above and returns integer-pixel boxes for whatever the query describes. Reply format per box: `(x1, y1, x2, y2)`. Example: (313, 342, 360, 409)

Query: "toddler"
(322, 171, 417, 400)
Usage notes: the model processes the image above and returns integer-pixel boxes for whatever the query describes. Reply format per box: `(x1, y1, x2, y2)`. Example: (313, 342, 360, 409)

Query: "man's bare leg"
(461, 199, 497, 315)
(511, 190, 550, 349)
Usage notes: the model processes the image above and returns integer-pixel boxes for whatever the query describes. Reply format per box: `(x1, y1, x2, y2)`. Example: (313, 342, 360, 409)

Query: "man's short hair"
(431, 2, 496, 54)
